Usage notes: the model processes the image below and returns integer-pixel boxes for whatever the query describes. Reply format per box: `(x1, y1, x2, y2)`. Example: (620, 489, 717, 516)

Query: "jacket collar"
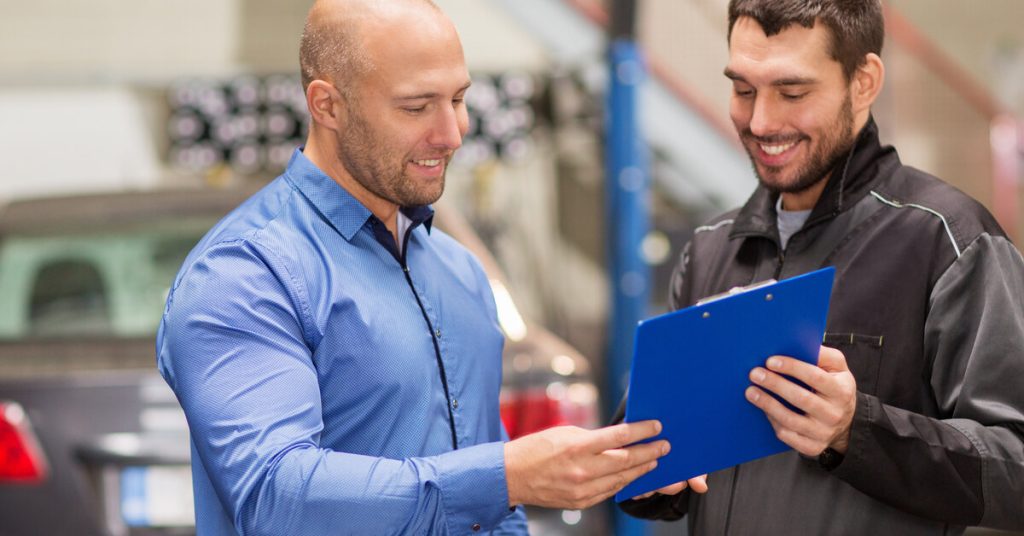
(730, 116, 898, 239)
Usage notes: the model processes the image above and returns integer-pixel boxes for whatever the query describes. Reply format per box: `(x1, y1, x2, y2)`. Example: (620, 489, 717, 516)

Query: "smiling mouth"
(743, 130, 805, 160)
(413, 158, 444, 167)
(759, 141, 797, 156)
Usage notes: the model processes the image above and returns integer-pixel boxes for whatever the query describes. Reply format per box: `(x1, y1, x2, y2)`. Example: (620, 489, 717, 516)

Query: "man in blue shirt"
(157, 0, 669, 534)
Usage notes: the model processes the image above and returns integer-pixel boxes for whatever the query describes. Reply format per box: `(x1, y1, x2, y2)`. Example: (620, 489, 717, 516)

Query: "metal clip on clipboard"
(696, 279, 778, 306)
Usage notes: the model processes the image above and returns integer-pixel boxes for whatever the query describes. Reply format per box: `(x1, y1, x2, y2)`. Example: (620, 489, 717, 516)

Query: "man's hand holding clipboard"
(616, 267, 839, 501)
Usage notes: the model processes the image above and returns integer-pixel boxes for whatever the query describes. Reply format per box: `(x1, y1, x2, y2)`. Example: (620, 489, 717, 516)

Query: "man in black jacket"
(619, 0, 1024, 534)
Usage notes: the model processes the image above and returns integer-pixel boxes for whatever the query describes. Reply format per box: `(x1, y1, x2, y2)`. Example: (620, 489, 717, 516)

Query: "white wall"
(0, 0, 246, 201)
(0, 0, 241, 82)
(437, 0, 548, 71)
(0, 87, 166, 202)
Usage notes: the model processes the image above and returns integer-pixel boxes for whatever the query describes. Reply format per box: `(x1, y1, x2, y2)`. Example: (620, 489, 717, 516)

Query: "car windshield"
(0, 219, 213, 341)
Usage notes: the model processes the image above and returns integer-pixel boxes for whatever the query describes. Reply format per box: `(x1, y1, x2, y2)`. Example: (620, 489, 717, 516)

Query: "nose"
(747, 95, 782, 138)
(428, 103, 466, 150)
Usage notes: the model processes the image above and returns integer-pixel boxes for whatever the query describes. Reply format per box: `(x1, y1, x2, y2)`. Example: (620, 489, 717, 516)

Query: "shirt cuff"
(436, 441, 513, 535)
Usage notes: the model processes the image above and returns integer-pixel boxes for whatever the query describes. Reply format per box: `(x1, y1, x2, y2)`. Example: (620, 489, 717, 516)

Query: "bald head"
(299, 0, 442, 96)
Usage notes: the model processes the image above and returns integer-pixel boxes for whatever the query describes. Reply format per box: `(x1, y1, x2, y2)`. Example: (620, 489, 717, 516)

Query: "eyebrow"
(394, 81, 473, 102)
(723, 68, 817, 87)
(723, 68, 744, 81)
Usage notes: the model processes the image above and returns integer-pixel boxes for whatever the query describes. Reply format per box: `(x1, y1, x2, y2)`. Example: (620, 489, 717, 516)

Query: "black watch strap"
(818, 447, 844, 471)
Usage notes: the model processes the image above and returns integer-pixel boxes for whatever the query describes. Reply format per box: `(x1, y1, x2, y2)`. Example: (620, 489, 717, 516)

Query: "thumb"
(817, 345, 848, 372)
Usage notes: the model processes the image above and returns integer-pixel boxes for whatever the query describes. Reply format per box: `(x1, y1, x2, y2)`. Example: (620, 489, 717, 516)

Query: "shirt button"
(435, 329, 442, 338)
(452, 398, 459, 409)
(472, 523, 481, 532)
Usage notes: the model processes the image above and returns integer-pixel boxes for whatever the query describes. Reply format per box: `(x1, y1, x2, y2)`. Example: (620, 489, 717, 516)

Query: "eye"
(402, 105, 427, 114)
(731, 83, 754, 99)
(781, 92, 808, 101)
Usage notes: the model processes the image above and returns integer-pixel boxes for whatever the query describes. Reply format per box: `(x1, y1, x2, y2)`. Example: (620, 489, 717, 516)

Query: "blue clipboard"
(615, 267, 835, 502)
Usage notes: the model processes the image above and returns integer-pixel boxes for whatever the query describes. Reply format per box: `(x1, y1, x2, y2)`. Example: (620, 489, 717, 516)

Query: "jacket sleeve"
(667, 241, 694, 312)
(831, 234, 1024, 529)
(157, 241, 520, 536)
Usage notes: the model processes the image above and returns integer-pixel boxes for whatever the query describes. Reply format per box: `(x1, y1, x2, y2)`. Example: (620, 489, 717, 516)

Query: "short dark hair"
(727, 0, 884, 81)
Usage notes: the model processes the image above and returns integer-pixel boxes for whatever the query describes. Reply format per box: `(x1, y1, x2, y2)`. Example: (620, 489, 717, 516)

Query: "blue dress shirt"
(157, 149, 527, 535)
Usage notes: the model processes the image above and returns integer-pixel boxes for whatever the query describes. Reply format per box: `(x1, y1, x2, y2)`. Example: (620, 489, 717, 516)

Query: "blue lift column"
(605, 1, 650, 535)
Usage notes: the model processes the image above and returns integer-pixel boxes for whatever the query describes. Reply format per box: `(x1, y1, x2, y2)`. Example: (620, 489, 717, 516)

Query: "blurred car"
(0, 188, 605, 536)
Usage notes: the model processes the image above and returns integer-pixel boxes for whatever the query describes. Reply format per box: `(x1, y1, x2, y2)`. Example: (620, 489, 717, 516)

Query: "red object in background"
(501, 389, 567, 439)
(0, 402, 48, 483)
(500, 386, 597, 439)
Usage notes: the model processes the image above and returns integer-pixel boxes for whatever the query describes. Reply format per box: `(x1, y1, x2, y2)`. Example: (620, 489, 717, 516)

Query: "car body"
(0, 188, 604, 535)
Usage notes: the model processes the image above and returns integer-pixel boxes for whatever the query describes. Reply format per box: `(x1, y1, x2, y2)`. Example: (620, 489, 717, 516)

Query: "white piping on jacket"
(694, 219, 734, 234)
(869, 191, 962, 258)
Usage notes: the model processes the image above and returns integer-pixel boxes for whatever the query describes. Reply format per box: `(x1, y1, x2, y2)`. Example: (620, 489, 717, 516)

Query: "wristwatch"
(818, 447, 844, 471)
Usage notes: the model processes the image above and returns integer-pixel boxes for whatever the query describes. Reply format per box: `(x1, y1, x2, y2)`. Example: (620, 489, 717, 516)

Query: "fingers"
(751, 349, 853, 404)
(657, 481, 689, 495)
(575, 456, 661, 507)
(759, 408, 817, 456)
(590, 438, 669, 476)
(748, 366, 827, 416)
(563, 432, 668, 507)
(504, 424, 672, 510)
(759, 356, 829, 395)
(587, 420, 662, 452)
(632, 485, 675, 501)
(687, 474, 709, 494)
(746, 384, 818, 441)
(561, 438, 671, 510)
(748, 351, 858, 457)
(630, 476, 705, 501)
(766, 413, 832, 456)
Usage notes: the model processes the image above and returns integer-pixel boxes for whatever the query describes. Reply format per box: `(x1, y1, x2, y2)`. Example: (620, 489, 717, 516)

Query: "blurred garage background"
(0, 0, 1021, 535)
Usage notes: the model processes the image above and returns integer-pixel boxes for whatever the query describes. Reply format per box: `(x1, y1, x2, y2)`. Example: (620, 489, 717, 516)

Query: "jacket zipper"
(400, 231, 458, 451)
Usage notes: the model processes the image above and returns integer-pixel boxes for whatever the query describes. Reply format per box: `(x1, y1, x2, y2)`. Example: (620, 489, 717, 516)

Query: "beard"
(335, 107, 449, 208)
(743, 92, 856, 195)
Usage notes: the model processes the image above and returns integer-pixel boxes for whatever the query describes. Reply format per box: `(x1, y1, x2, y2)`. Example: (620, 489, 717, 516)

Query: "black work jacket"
(620, 119, 1024, 535)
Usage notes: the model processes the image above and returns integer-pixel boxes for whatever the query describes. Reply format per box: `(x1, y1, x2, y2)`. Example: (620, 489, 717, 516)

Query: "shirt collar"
(283, 148, 434, 241)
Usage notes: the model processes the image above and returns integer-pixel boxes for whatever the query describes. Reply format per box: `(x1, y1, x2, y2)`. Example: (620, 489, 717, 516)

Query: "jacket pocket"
(823, 332, 883, 395)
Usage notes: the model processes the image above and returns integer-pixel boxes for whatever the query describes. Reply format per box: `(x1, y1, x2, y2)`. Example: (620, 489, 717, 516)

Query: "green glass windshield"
(0, 220, 212, 340)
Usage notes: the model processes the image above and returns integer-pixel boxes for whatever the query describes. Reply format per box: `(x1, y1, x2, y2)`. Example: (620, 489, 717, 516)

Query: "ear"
(851, 53, 884, 115)
(306, 80, 347, 132)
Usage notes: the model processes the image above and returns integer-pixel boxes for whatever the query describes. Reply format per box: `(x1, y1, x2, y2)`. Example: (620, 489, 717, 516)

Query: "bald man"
(157, 1, 668, 534)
